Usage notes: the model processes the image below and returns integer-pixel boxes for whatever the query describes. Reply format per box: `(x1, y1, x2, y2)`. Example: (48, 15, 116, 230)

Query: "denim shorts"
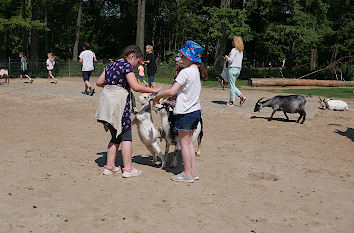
(148, 75, 154, 84)
(138, 75, 145, 81)
(82, 71, 92, 82)
(108, 124, 132, 144)
(175, 110, 201, 131)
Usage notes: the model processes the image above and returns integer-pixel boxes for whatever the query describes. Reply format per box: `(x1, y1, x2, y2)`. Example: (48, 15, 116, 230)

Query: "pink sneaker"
(122, 167, 142, 178)
(103, 166, 121, 175)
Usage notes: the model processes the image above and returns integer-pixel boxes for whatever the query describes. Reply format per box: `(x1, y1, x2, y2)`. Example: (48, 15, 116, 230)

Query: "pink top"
(138, 65, 144, 77)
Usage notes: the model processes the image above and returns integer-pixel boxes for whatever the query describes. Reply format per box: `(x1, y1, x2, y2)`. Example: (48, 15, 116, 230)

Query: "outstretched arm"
(126, 72, 161, 93)
(153, 81, 181, 106)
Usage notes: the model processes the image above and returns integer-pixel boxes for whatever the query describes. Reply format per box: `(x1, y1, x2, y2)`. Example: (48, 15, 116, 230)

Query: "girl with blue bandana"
(153, 40, 208, 183)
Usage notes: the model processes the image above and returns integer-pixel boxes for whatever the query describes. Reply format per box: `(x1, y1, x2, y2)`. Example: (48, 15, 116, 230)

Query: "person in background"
(46, 53, 58, 84)
(224, 36, 246, 106)
(79, 42, 97, 96)
(19, 52, 33, 84)
(144, 45, 157, 88)
(137, 61, 147, 86)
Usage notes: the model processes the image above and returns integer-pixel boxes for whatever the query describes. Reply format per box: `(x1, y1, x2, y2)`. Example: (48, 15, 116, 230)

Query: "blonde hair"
(146, 45, 153, 52)
(48, 53, 55, 62)
(233, 36, 244, 52)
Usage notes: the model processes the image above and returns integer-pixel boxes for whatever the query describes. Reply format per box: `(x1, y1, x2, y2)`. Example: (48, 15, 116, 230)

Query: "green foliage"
(272, 88, 354, 99)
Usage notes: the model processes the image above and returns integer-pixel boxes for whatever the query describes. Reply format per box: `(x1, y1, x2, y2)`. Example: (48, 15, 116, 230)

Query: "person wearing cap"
(224, 36, 246, 106)
(153, 40, 208, 183)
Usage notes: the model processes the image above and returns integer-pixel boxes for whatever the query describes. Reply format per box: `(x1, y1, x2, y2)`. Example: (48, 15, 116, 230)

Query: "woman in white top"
(46, 53, 58, 84)
(224, 36, 246, 106)
(153, 40, 208, 183)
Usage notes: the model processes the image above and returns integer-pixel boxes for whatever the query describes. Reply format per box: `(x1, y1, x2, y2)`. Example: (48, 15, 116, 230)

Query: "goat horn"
(256, 97, 264, 103)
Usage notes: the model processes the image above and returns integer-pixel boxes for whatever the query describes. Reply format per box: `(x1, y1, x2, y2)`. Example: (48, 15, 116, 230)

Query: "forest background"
(0, 0, 353, 80)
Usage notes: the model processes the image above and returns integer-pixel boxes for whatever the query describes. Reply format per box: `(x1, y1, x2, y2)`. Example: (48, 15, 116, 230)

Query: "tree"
(136, 0, 146, 51)
(72, 0, 83, 61)
(213, 0, 231, 67)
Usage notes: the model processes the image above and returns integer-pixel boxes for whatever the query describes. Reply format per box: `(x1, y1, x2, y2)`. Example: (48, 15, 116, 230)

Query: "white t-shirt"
(174, 66, 201, 115)
(79, 50, 96, 71)
(227, 48, 243, 68)
(46, 59, 55, 70)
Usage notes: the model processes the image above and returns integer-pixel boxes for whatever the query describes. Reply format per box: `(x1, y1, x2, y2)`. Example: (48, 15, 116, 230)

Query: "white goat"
(133, 93, 164, 167)
(318, 97, 348, 111)
(154, 101, 203, 168)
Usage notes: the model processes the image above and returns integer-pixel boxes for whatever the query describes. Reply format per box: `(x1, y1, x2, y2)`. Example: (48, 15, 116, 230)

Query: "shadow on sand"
(250, 115, 297, 123)
(211, 100, 227, 105)
(335, 128, 354, 142)
(95, 151, 184, 175)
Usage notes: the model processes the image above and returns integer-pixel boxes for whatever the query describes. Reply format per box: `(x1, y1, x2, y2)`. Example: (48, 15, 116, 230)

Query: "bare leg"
(106, 142, 119, 169)
(178, 130, 195, 175)
(121, 141, 133, 169)
(84, 80, 91, 92)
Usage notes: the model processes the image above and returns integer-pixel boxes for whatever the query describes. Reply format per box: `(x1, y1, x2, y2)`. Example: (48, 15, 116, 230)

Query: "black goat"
(254, 95, 309, 124)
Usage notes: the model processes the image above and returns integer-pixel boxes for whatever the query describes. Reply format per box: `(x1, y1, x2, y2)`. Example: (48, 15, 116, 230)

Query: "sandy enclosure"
(0, 77, 353, 233)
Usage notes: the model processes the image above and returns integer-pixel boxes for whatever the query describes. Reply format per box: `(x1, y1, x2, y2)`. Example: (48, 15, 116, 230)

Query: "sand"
(0, 77, 353, 233)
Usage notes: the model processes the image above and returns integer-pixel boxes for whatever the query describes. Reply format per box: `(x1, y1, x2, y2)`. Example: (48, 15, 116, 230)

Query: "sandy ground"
(0, 77, 353, 233)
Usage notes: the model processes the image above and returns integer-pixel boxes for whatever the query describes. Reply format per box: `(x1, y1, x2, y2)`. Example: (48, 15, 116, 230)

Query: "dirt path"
(0, 78, 353, 233)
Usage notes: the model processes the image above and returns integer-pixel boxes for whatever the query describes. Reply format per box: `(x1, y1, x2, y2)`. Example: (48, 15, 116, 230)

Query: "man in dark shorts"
(79, 42, 97, 95)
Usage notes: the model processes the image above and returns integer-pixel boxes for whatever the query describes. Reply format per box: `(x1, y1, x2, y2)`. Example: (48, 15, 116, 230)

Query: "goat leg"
(151, 142, 164, 167)
(283, 111, 289, 120)
(171, 143, 180, 168)
(145, 145, 157, 164)
(269, 110, 277, 121)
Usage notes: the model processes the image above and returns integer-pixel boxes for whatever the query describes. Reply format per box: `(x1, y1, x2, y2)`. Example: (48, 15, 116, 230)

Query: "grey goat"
(254, 95, 309, 124)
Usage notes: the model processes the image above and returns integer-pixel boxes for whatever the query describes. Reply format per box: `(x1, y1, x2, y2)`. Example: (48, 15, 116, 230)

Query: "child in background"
(19, 52, 33, 83)
(95, 45, 161, 178)
(137, 61, 147, 86)
(46, 53, 58, 84)
(153, 40, 208, 183)
(144, 45, 157, 88)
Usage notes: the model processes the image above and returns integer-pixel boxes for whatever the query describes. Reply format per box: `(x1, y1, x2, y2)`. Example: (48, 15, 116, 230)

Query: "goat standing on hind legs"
(133, 93, 165, 167)
(154, 101, 203, 168)
(254, 95, 309, 124)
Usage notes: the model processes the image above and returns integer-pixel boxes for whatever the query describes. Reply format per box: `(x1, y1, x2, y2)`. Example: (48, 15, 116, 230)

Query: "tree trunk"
(213, 0, 231, 67)
(22, 0, 27, 55)
(44, 0, 48, 53)
(310, 48, 318, 70)
(136, 0, 141, 46)
(72, 0, 83, 62)
(286, 40, 295, 75)
(248, 78, 354, 87)
(30, 0, 38, 60)
(136, 0, 145, 51)
(139, 0, 145, 51)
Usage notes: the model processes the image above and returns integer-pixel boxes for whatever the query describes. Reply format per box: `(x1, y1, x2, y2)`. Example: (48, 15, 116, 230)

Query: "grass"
(264, 88, 354, 99)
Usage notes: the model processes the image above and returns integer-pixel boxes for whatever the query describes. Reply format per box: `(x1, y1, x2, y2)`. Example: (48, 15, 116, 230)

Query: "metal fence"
(0, 58, 110, 78)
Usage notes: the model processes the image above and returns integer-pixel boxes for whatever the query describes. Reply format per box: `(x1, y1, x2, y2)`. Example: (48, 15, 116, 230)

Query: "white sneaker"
(171, 172, 194, 183)
(122, 167, 142, 178)
(192, 172, 199, 180)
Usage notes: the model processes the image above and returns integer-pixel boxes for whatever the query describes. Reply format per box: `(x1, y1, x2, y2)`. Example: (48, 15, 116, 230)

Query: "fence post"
(8, 57, 10, 78)
(68, 59, 71, 77)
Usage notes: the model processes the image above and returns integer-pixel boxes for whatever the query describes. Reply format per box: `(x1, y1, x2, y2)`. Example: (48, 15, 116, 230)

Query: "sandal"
(103, 166, 121, 175)
(122, 167, 142, 178)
